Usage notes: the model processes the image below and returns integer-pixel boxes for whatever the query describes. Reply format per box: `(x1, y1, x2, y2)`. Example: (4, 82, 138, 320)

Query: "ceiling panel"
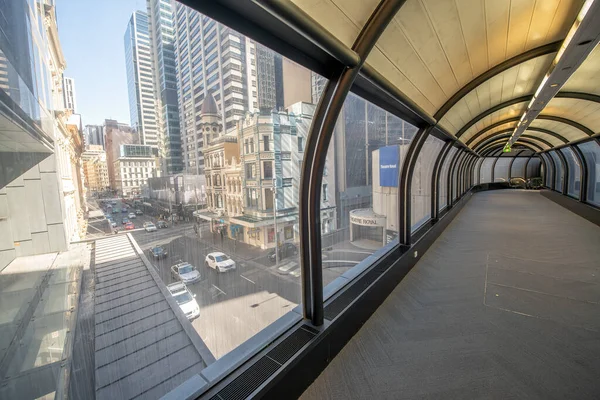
(529, 118, 588, 141)
(290, 0, 379, 47)
(561, 43, 600, 95)
(362, 0, 582, 119)
(459, 101, 529, 142)
(439, 54, 553, 134)
(466, 121, 519, 146)
(541, 97, 600, 134)
(522, 129, 564, 146)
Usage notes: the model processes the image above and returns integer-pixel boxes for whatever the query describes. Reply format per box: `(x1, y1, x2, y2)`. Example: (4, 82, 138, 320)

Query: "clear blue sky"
(56, 0, 146, 126)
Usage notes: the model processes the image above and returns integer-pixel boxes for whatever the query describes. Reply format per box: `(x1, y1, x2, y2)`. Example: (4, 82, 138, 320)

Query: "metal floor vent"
(324, 259, 393, 321)
(211, 326, 317, 400)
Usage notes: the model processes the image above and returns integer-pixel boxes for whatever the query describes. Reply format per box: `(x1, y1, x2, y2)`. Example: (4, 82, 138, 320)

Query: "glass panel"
(560, 147, 581, 198)
(494, 158, 511, 182)
(439, 147, 457, 210)
(474, 157, 484, 184)
(411, 136, 444, 231)
(577, 140, 600, 206)
(452, 151, 467, 201)
(549, 151, 564, 192)
(510, 158, 528, 179)
(480, 158, 495, 183)
(540, 153, 554, 187)
(527, 157, 541, 179)
(320, 92, 417, 286)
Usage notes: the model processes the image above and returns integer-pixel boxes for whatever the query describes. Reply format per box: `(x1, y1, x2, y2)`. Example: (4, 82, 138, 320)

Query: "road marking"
(240, 275, 255, 284)
(212, 284, 226, 296)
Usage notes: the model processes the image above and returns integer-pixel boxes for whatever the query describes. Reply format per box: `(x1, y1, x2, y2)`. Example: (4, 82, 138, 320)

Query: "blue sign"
(379, 146, 399, 187)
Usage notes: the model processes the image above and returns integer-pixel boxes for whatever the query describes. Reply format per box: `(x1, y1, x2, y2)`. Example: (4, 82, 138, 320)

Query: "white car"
(205, 252, 236, 272)
(171, 262, 201, 284)
(167, 282, 200, 320)
(144, 222, 157, 232)
(128, 212, 136, 219)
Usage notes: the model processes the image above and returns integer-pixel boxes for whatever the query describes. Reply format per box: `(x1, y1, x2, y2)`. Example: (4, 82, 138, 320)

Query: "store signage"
(379, 146, 399, 187)
(350, 213, 386, 227)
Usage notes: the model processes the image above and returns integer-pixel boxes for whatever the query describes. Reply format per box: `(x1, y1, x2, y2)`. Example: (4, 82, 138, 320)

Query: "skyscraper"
(63, 76, 77, 112)
(147, 0, 183, 174)
(84, 124, 104, 149)
(124, 11, 160, 150)
(173, 4, 284, 174)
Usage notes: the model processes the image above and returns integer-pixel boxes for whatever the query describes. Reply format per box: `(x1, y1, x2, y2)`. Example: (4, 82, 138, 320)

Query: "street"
(100, 199, 375, 359)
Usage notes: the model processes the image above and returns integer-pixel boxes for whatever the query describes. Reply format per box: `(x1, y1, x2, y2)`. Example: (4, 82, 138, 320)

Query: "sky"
(56, 0, 146, 126)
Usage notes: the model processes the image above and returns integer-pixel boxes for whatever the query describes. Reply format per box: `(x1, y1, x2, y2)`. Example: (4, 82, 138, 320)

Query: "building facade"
(114, 144, 159, 196)
(195, 98, 336, 249)
(104, 119, 135, 190)
(82, 145, 110, 193)
(147, 0, 183, 174)
(173, 5, 286, 175)
(124, 11, 160, 150)
(84, 124, 104, 149)
(62, 76, 77, 112)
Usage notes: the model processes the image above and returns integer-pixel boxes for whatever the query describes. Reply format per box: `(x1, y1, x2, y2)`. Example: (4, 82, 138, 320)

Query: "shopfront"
(349, 209, 387, 246)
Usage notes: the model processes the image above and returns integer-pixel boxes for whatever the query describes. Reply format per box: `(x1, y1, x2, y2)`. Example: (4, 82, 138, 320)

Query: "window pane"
(411, 136, 444, 231)
(549, 151, 564, 192)
(473, 157, 484, 185)
(540, 153, 553, 187)
(480, 158, 495, 183)
(527, 157, 541, 179)
(577, 140, 600, 206)
(560, 147, 581, 198)
(494, 158, 511, 182)
(439, 147, 457, 210)
(452, 151, 468, 201)
(510, 157, 528, 179)
(320, 93, 417, 287)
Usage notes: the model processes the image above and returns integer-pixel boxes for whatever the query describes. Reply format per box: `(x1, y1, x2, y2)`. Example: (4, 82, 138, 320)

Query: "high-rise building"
(84, 124, 104, 149)
(174, 5, 285, 174)
(63, 76, 77, 112)
(147, 0, 183, 174)
(114, 144, 159, 196)
(124, 11, 160, 150)
(103, 119, 136, 190)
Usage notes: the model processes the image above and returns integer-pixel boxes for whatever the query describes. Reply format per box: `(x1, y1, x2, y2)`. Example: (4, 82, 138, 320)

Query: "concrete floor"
(301, 190, 600, 400)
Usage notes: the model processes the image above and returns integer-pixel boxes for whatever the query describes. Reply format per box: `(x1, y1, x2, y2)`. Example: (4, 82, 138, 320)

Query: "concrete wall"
(0, 154, 67, 271)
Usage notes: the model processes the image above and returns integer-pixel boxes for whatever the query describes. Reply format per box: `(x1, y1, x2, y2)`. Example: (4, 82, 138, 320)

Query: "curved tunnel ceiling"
(288, 0, 598, 154)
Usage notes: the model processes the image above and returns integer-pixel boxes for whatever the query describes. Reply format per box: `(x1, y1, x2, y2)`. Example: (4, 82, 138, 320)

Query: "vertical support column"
(430, 141, 453, 221)
(491, 155, 500, 183)
(524, 156, 533, 181)
(571, 145, 588, 202)
(298, 0, 407, 326)
(446, 148, 463, 208)
(456, 152, 470, 196)
(556, 149, 569, 195)
(399, 126, 432, 245)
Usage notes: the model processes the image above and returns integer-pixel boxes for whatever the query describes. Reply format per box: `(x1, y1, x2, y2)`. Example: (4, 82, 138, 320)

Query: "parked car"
(128, 212, 136, 219)
(135, 209, 143, 215)
(144, 222, 157, 232)
(121, 208, 128, 213)
(205, 252, 236, 273)
(112, 208, 118, 214)
(171, 262, 201, 283)
(268, 243, 299, 263)
(157, 221, 168, 229)
(167, 282, 200, 320)
(110, 221, 117, 228)
(121, 218, 129, 225)
(149, 245, 167, 259)
(125, 222, 135, 230)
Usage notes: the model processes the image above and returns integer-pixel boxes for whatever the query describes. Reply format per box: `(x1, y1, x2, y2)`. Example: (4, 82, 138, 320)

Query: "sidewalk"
(197, 230, 268, 261)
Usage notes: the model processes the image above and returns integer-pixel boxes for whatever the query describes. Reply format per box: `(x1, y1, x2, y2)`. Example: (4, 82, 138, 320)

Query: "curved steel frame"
(469, 127, 568, 149)
(455, 96, 531, 138)
(475, 134, 553, 152)
(570, 144, 588, 202)
(555, 149, 569, 195)
(298, 0, 406, 325)
(431, 141, 454, 220)
(480, 138, 543, 155)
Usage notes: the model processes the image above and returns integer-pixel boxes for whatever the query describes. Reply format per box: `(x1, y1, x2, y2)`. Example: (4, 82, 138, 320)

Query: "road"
(98, 198, 375, 359)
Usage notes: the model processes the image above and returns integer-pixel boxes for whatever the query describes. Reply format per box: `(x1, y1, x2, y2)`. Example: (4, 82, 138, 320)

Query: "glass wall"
(577, 140, 600, 206)
(439, 147, 457, 210)
(452, 151, 467, 201)
(511, 158, 528, 179)
(540, 153, 554, 187)
(549, 151, 564, 192)
(480, 158, 495, 183)
(560, 147, 581, 198)
(474, 157, 484, 184)
(320, 93, 417, 286)
(527, 157, 541, 179)
(494, 158, 511, 182)
(411, 136, 444, 231)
